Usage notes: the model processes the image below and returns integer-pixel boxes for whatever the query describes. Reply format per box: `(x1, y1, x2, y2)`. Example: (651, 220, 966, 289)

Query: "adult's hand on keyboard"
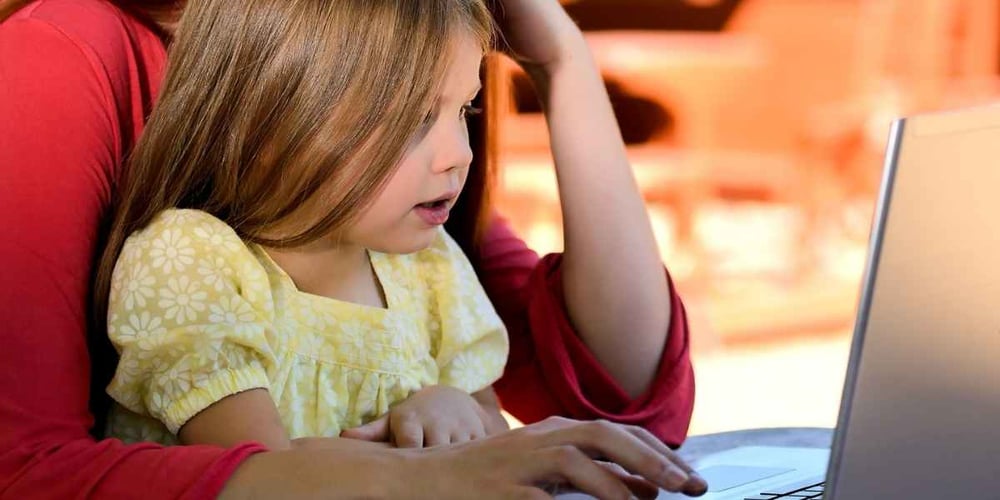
(394, 416, 708, 499)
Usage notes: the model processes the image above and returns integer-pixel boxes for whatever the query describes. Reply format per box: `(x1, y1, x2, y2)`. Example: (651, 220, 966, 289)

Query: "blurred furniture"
(494, 0, 1000, 342)
(723, 0, 1000, 208)
(562, 0, 743, 32)
(498, 31, 770, 250)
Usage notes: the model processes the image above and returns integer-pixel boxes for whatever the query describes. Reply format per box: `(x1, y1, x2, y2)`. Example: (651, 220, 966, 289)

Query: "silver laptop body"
(823, 104, 1000, 498)
(645, 105, 1000, 500)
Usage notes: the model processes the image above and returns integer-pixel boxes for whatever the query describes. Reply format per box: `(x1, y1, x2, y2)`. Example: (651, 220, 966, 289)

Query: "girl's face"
(343, 32, 484, 254)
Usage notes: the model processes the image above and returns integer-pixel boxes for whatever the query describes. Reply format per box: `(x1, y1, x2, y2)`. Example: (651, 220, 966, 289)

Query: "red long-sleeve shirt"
(0, 1, 694, 498)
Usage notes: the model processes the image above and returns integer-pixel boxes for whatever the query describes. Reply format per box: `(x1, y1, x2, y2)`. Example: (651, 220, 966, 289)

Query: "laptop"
(563, 104, 1000, 499)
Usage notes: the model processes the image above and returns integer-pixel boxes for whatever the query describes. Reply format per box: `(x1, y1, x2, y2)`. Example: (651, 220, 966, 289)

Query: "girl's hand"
(341, 385, 497, 447)
(491, 0, 586, 72)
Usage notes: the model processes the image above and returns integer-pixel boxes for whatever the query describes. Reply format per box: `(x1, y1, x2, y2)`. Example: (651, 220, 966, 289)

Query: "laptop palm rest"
(698, 465, 794, 492)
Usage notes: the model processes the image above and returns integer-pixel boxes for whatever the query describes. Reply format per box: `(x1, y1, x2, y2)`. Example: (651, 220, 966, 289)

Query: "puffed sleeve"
(106, 210, 278, 434)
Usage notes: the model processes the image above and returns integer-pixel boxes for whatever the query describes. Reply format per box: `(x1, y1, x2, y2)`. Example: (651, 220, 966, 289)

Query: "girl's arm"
(179, 389, 291, 449)
(179, 389, 392, 452)
(496, 0, 670, 398)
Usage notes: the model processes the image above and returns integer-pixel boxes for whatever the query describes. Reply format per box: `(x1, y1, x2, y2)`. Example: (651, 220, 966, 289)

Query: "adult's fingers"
(526, 445, 633, 500)
(597, 461, 661, 500)
(623, 425, 707, 496)
(533, 418, 693, 492)
(623, 425, 691, 472)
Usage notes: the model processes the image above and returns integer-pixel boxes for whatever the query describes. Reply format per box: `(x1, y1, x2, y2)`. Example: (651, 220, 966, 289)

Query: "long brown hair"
(95, 0, 493, 314)
(88, 0, 496, 431)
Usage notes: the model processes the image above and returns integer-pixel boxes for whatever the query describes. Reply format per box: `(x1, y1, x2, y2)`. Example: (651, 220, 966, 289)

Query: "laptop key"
(744, 492, 822, 500)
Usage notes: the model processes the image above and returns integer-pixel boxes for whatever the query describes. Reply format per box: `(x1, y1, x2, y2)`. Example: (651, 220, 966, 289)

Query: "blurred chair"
(562, 0, 743, 32)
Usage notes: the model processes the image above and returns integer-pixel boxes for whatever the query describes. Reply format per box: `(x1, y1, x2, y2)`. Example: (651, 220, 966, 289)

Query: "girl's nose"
(431, 123, 473, 174)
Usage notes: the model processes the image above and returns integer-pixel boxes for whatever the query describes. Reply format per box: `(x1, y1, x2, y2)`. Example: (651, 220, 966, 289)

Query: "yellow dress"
(104, 209, 509, 444)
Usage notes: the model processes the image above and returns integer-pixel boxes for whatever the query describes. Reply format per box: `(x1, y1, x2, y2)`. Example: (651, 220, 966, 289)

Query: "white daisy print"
(107, 312, 120, 337)
(146, 391, 170, 419)
(208, 295, 256, 325)
(203, 320, 267, 348)
(156, 357, 193, 399)
(380, 346, 407, 374)
(119, 263, 156, 311)
(159, 276, 208, 324)
(193, 223, 241, 252)
(159, 210, 200, 227)
(442, 352, 484, 391)
(334, 320, 371, 366)
(197, 256, 234, 292)
(117, 311, 167, 352)
(149, 228, 195, 273)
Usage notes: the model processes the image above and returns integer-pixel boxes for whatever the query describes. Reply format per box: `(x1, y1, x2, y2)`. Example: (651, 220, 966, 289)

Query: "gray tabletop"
(676, 427, 834, 463)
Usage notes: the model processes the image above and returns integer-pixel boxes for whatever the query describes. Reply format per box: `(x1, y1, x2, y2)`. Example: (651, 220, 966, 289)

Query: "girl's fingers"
(392, 417, 425, 448)
(424, 426, 451, 448)
(339, 415, 389, 442)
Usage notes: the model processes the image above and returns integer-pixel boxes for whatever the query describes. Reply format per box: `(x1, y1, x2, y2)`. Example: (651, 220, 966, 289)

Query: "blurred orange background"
(494, 0, 1000, 435)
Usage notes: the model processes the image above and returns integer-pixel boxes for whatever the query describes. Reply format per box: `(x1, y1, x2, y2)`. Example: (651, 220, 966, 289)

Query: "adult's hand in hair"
(490, 0, 586, 74)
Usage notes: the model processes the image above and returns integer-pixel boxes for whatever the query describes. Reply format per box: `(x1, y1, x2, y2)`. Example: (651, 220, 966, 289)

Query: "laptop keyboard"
(743, 475, 826, 499)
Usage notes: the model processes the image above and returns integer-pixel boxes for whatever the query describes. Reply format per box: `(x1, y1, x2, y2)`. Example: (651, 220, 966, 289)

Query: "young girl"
(94, 0, 510, 450)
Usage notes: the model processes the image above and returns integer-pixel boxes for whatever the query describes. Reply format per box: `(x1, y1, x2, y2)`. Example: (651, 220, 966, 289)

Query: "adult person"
(0, 0, 701, 497)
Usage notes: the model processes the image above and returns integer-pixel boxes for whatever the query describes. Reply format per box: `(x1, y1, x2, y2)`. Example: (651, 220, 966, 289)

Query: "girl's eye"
(460, 104, 483, 121)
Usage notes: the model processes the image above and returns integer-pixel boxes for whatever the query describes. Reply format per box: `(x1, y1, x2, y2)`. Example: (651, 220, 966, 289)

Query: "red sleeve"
(0, 13, 264, 499)
(481, 215, 695, 447)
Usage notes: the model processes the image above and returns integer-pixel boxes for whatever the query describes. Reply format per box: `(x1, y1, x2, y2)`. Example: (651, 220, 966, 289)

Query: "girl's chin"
(364, 227, 437, 255)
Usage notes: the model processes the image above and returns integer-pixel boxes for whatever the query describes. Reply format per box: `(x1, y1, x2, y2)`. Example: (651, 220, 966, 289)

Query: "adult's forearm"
(291, 436, 392, 451)
(529, 35, 671, 398)
(219, 448, 396, 499)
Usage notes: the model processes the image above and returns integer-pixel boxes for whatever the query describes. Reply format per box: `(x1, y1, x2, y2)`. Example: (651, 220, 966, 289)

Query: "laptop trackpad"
(698, 465, 795, 492)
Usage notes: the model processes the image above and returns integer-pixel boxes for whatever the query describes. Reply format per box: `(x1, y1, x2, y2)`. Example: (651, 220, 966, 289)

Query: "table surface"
(676, 427, 834, 463)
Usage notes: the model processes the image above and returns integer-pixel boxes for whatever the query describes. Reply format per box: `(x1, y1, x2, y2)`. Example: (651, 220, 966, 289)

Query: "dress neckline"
(252, 245, 395, 313)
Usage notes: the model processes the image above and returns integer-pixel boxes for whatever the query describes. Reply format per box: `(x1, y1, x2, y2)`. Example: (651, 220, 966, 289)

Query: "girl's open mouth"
(414, 199, 452, 225)
(416, 199, 449, 210)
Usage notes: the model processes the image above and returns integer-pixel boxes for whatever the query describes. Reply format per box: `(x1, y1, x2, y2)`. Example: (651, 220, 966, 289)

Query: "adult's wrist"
(219, 448, 399, 499)
(520, 33, 596, 95)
